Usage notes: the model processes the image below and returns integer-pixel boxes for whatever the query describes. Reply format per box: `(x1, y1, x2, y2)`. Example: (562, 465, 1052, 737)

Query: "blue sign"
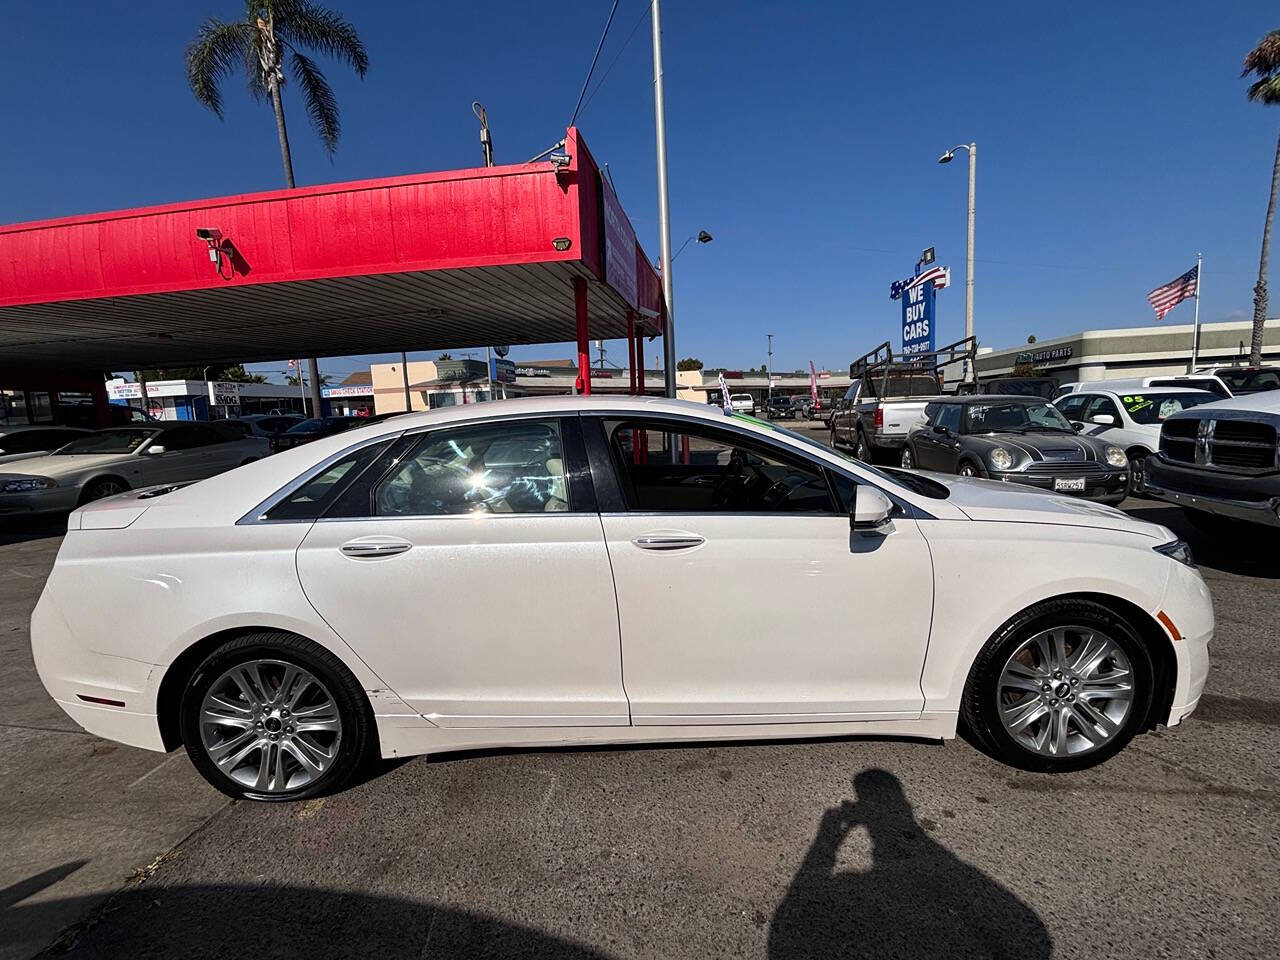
(901, 279, 936, 357)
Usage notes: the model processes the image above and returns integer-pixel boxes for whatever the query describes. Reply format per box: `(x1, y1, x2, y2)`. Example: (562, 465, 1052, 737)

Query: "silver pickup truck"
(829, 338, 978, 462)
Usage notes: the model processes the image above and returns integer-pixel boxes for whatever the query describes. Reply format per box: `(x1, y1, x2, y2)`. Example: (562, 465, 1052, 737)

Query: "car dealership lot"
(2, 482, 1278, 958)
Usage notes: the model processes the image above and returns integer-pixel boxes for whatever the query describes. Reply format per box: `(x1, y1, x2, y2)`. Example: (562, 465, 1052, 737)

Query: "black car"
(766, 396, 796, 419)
(901, 396, 1131, 504)
(269, 416, 361, 453)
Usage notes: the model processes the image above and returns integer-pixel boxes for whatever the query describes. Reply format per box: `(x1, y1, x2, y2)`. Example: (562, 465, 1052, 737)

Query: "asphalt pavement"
(2, 431, 1277, 959)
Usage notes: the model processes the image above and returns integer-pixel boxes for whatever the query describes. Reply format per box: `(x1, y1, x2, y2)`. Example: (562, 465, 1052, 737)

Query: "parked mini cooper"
(901, 396, 1130, 503)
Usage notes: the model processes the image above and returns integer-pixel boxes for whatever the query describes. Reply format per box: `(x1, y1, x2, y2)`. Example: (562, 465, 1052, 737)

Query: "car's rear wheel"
(1127, 449, 1148, 496)
(961, 599, 1154, 772)
(179, 632, 372, 801)
(81, 476, 128, 504)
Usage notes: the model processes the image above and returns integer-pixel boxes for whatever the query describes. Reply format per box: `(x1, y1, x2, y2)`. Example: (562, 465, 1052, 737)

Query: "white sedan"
(0, 422, 267, 515)
(32, 396, 1212, 801)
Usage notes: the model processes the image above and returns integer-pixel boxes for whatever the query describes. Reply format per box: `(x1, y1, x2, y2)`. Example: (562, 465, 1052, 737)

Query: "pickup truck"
(830, 337, 977, 462)
(728, 393, 756, 415)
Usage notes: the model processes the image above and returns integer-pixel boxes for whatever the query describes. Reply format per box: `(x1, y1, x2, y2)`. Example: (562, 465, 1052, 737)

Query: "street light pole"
(651, 0, 676, 398)
(939, 141, 977, 377)
(766, 333, 774, 405)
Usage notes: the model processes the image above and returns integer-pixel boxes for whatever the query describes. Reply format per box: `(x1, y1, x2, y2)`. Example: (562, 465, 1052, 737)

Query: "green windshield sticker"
(730, 412, 776, 430)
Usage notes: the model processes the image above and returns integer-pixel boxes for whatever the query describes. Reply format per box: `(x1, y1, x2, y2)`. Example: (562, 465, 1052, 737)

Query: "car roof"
(1067, 386, 1215, 396)
(0, 424, 89, 433)
(946, 395, 1046, 405)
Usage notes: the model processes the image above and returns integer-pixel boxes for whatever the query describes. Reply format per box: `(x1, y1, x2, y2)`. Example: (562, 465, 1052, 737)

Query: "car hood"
(0, 452, 133, 479)
(921, 473, 1170, 540)
(966, 431, 1110, 462)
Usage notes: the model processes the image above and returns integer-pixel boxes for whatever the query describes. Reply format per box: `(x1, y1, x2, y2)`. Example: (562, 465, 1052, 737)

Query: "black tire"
(960, 598, 1155, 773)
(179, 632, 374, 802)
(854, 430, 871, 462)
(900, 444, 915, 469)
(80, 476, 129, 504)
(956, 459, 984, 478)
(239, 457, 259, 467)
(1126, 449, 1149, 496)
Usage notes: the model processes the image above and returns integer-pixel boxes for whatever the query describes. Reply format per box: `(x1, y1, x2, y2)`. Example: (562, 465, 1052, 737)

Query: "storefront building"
(105, 378, 306, 421)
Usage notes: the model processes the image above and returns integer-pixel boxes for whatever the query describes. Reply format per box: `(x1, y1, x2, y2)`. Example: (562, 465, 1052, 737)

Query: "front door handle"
(632, 533, 705, 551)
(340, 538, 412, 559)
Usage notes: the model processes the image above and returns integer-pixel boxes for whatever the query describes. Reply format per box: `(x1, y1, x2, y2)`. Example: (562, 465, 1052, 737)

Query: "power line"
(577, 1, 653, 121)
(568, 0, 621, 129)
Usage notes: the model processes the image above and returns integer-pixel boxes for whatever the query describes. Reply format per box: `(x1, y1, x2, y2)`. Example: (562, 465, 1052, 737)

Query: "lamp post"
(651, 0, 676, 398)
(938, 142, 977, 370)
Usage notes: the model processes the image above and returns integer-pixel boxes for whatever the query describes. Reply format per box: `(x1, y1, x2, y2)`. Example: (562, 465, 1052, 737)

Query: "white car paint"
(0, 423, 267, 515)
(31, 396, 1211, 764)
(1054, 387, 1219, 456)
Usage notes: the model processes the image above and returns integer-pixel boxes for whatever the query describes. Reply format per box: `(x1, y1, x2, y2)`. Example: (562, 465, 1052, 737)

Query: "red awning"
(0, 127, 662, 368)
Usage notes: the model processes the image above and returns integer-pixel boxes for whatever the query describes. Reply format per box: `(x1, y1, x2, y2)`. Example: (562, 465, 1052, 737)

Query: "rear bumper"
(1144, 456, 1280, 527)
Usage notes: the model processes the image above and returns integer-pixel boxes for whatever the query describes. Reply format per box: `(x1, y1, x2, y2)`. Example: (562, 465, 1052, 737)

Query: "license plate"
(1053, 477, 1086, 492)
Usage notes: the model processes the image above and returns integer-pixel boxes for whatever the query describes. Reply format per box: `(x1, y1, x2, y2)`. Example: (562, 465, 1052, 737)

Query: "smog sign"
(209, 381, 241, 407)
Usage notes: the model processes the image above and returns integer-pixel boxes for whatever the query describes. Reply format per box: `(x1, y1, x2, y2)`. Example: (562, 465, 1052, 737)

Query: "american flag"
(1147, 265, 1199, 320)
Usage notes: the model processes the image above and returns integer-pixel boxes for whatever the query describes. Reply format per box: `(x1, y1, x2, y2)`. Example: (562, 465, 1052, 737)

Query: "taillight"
(874, 408, 884, 429)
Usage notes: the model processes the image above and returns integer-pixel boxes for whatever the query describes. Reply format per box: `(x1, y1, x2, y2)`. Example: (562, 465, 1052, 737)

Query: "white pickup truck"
(829, 374, 944, 462)
(728, 393, 756, 415)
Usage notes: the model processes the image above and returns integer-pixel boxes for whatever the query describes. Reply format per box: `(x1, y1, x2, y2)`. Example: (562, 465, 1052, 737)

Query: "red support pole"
(635, 330, 646, 397)
(573, 276, 591, 396)
(626, 310, 637, 395)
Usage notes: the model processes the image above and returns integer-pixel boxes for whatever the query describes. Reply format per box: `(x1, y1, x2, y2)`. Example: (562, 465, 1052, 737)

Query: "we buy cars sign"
(601, 174, 638, 309)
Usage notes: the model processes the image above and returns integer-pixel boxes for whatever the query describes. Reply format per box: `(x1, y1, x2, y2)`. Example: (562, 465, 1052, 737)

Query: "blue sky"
(2, 1, 1279, 380)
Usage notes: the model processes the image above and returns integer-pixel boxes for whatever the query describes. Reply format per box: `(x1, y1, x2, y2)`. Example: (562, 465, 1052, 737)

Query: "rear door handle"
(340, 538, 412, 559)
(632, 533, 705, 551)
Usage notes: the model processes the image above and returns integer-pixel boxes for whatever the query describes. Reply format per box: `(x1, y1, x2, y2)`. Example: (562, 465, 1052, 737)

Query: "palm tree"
(186, 1, 368, 188)
(1243, 31, 1280, 365)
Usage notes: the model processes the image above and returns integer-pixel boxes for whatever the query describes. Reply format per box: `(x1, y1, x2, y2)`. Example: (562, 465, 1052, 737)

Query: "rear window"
(1118, 392, 1218, 424)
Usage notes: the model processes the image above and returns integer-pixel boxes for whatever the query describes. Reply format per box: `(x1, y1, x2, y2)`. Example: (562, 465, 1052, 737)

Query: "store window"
(29, 392, 53, 423)
(0, 390, 31, 426)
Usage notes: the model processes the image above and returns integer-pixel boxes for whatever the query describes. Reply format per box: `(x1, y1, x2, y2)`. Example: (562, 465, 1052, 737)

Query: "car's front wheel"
(80, 476, 129, 504)
(900, 445, 915, 469)
(961, 598, 1154, 772)
(179, 632, 372, 801)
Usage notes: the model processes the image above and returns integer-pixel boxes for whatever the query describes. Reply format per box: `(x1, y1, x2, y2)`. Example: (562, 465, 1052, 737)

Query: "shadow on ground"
(0, 514, 67, 547)
(7, 772, 1050, 960)
(1123, 502, 1280, 578)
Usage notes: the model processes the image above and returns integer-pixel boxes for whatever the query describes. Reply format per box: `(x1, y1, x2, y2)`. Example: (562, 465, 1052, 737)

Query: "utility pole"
(651, 0, 677, 398)
(766, 333, 774, 404)
(401, 351, 411, 412)
(307, 358, 322, 417)
(939, 142, 977, 381)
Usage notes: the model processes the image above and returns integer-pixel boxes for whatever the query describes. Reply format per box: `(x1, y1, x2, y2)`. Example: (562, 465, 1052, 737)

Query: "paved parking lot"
(3, 439, 1278, 959)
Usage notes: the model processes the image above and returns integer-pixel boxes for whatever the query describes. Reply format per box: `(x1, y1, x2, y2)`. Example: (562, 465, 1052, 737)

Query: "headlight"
(1, 477, 55, 494)
(988, 447, 1014, 471)
(1154, 539, 1195, 567)
(1105, 445, 1128, 468)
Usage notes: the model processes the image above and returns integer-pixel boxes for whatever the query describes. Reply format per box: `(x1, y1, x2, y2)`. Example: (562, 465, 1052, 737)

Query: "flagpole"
(1190, 252, 1202, 372)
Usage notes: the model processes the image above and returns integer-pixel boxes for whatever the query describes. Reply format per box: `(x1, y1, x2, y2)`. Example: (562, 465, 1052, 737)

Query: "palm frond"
(276, 0, 369, 77)
(185, 19, 253, 117)
(1247, 74, 1280, 106)
(290, 50, 340, 155)
(1244, 31, 1280, 78)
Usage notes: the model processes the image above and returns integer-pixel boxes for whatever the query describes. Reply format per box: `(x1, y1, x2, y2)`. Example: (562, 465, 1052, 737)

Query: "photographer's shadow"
(770, 769, 1052, 960)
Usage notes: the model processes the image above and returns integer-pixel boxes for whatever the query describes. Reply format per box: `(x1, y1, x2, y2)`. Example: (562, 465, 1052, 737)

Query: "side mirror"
(1088, 414, 1116, 426)
(1070, 421, 1084, 432)
(931, 424, 950, 436)
(850, 485, 894, 532)
(146, 444, 167, 455)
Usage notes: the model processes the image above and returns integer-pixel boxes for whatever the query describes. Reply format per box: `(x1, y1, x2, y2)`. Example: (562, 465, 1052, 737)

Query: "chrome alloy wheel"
(996, 626, 1134, 758)
(900, 447, 914, 469)
(199, 659, 342, 793)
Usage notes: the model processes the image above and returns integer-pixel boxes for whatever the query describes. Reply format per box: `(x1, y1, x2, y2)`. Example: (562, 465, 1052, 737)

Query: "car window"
(605, 419, 836, 514)
(218, 421, 252, 439)
(1055, 395, 1089, 421)
(162, 425, 223, 450)
(54, 429, 157, 454)
(1082, 396, 1121, 422)
(374, 419, 569, 516)
(287, 419, 326, 433)
(1117, 392, 1218, 425)
(265, 441, 394, 521)
(0, 429, 68, 453)
(935, 404, 962, 433)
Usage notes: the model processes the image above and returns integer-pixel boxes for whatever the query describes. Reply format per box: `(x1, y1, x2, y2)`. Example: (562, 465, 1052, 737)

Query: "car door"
(589, 415, 934, 723)
(1054, 393, 1090, 428)
(294, 416, 629, 727)
(916, 403, 962, 471)
(1079, 395, 1122, 442)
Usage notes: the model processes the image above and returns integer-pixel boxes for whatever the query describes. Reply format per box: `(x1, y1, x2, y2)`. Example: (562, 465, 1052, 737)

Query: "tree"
(186, 1, 369, 189)
(286, 372, 332, 386)
(135, 365, 267, 383)
(437, 352, 454, 361)
(676, 357, 704, 371)
(1243, 30, 1280, 365)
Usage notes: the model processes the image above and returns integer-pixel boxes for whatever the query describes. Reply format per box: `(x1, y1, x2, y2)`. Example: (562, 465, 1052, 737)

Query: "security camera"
(548, 153, 571, 168)
(195, 227, 223, 242)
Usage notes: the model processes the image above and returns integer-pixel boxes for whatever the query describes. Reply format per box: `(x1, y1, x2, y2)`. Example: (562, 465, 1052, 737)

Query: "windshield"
(1216, 368, 1280, 393)
(965, 401, 1073, 434)
(54, 428, 157, 454)
(286, 419, 327, 433)
(1119, 392, 1218, 424)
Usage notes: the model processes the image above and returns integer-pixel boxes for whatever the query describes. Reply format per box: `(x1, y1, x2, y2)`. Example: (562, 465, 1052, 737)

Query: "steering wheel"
(712, 448, 750, 508)
(759, 476, 794, 509)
